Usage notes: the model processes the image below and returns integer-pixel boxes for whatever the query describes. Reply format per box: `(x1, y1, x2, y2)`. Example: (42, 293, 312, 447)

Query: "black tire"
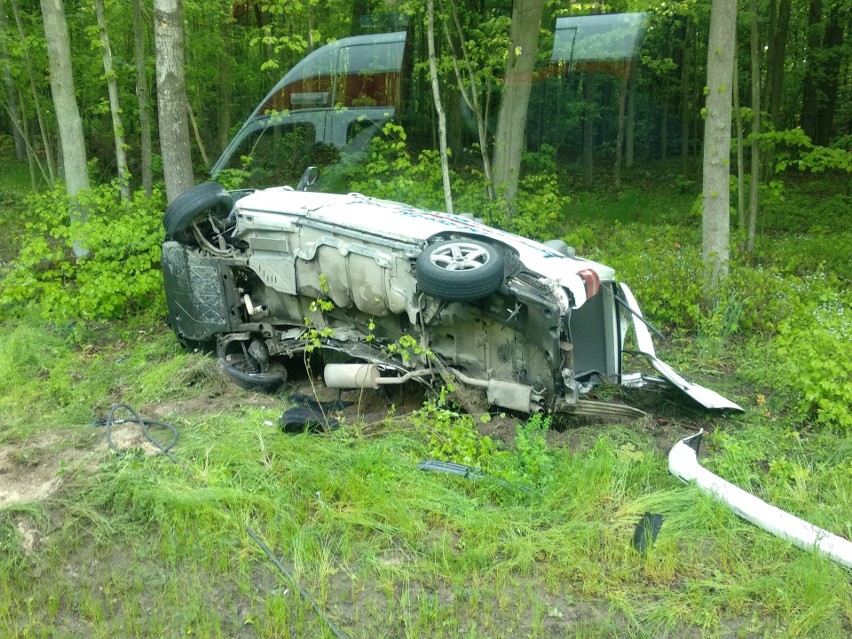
(416, 238, 504, 301)
(217, 356, 287, 393)
(164, 182, 233, 244)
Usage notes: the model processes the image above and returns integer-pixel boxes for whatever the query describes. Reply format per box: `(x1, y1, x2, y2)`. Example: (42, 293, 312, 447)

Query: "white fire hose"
(669, 431, 852, 570)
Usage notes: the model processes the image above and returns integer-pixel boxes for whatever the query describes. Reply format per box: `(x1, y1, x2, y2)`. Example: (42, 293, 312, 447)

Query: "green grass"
(0, 318, 850, 637)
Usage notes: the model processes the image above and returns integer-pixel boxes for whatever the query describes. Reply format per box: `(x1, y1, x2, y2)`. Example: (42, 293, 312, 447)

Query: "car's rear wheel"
(416, 238, 504, 301)
(163, 182, 233, 244)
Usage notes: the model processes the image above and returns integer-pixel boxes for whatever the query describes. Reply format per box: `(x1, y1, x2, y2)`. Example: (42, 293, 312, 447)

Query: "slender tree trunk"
(17, 90, 38, 187)
(814, 5, 845, 145)
(680, 16, 693, 178)
(491, 0, 545, 210)
(626, 60, 636, 167)
(0, 2, 24, 160)
(583, 72, 595, 189)
(132, 0, 153, 196)
(800, 0, 822, 142)
(733, 56, 745, 239)
(765, 0, 791, 130)
(702, 0, 737, 300)
(40, 0, 88, 195)
(614, 68, 629, 191)
(442, 0, 494, 198)
(154, 0, 194, 202)
(660, 34, 673, 161)
(14, 0, 56, 183)
(747, 0, 760, 253)
(426, 0, 453, 214)
(763, 0, 791, 181)
(217, 15, 232, 155)
(94, 0, 130, 199)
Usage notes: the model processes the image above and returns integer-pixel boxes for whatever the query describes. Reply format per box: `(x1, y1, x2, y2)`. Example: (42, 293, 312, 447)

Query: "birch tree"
(40, 0, 88, 194)
(132, 0, 153, 196)
(93, 0, 130, 200)
(426, 0, 453, 214)
(491, 0, 544, 210)
(154, 0, 194, 202)
(701, 0, 737, 300)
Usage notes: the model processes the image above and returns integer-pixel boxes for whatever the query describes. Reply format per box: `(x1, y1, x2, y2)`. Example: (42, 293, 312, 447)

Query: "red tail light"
(578, 268, 600, 298)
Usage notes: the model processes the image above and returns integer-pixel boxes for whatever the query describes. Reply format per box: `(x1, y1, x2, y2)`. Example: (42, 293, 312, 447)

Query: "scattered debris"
(632, 513, 663, 554)
(417, 459, 533, 494)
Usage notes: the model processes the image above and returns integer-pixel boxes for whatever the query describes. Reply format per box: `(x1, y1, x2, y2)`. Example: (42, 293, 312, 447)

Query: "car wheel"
(163, 182, 233, 244)
(218, 356, 287, 393)
(416, 238, 504, 301)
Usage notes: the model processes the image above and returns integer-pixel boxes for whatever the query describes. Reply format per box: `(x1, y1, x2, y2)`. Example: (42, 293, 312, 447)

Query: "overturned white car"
(161, 172, 741, 417)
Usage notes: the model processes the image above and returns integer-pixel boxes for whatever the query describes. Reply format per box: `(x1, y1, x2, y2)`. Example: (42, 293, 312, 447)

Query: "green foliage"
(511, 413, 553, 484)
(775, 291, 852, 431)
(758, 128, 852, 174)
(602, 224, 705, 330)
(0, 183, 166, 321)
(351, 124, 570, 242)
(415, 387, 495, 467)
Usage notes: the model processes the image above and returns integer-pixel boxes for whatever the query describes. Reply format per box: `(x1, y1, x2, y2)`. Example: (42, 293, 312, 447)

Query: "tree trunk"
(14, 0, 56, 183)
(154, 0, 194, 203)
(814, 5, 845, 145)
(217, 15, 232, 155)
(800, 0, 822, 142)
(583, 71, 595, 189)
(680, 16, 693, 178)
(626, 60, 636, 167)
(94, 0, 130, 200)
(614, 69, 629, 191)
(766, 0, 790, 130)
(427, 0, 453, 214)
(747, 0, 760, 254)
(701, 0, 737, 300)
(491, 0, 545, 210)
(0, 2, 24, 161)
(132, 0, 153, 196)
(40, 0, 88, 195)
(733, 55, 745, 238)
(442, 0, 494, 199)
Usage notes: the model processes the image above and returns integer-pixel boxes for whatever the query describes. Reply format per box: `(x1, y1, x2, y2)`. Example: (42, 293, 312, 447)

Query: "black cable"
(104, 403, 179, 463)
(245, 527, 348, 639)
(100, 403, 348, 638)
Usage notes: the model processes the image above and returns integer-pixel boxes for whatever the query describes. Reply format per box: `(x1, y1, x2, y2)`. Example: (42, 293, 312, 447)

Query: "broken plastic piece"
(632, 513, 663, 554)
(669, 430, 852, 569)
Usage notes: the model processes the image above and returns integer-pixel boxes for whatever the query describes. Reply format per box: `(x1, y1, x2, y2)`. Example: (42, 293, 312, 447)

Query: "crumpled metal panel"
(619, 283, 744, 412)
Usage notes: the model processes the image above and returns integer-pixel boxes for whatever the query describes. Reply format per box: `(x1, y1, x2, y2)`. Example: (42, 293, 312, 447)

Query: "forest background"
(0, 0, 850, 637)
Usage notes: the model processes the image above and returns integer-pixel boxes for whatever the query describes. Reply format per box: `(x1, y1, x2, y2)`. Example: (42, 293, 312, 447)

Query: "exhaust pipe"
(323, 363, 430, 389)
(669, 431, 852, 570)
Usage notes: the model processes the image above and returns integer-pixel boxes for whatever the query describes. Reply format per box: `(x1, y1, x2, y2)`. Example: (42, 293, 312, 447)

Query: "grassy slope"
(1, 163, 850, 638)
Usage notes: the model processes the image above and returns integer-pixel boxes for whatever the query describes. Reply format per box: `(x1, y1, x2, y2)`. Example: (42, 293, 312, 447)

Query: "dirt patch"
(0, 428, 112, 511)
(0, 431, 79, 508)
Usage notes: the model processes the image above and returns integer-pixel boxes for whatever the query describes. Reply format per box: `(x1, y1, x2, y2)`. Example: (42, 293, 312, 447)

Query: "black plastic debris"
(279, 394, 352, 433)
(632, 512, 664, 554)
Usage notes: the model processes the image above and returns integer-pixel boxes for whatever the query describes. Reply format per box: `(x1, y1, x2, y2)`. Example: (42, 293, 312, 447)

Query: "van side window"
(217, 122, 320, 190)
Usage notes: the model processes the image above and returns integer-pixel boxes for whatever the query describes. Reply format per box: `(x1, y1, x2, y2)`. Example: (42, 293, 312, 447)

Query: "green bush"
(351, 123, 571, 242)
(774, 288, 852, 431)
(0, 182, 166, 320)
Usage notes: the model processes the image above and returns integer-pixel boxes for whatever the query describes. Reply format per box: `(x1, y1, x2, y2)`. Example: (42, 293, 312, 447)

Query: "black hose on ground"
(104, 403, 179, 462)
(99, 403, 348, 639)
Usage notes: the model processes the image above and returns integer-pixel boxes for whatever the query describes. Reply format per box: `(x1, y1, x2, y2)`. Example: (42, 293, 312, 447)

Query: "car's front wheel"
(218, 355, 287, 393)
(415, 238, 504, 301)
(163, 182, 233, 245)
